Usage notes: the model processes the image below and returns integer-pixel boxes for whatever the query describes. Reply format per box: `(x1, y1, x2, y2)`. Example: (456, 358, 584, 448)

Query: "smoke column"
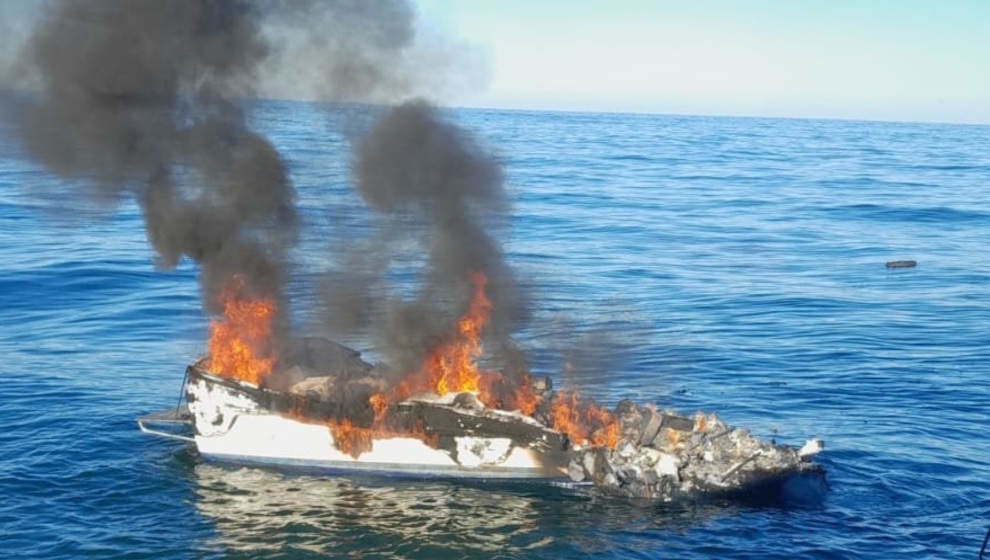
(10, 0, 294, 324)
(6, 1, 484, 336)
(9, 0, 523, 384)
(257, 0, 488, 104)
(321, 100, 529, 385)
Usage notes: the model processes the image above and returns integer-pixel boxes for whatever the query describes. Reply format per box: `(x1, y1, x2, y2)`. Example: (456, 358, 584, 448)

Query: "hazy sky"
(2, 1, 987, 124)
(417, 0, 990, 124)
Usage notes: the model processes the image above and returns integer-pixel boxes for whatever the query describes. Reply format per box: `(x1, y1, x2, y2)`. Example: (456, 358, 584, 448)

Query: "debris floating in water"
(885, 260, 917, 268)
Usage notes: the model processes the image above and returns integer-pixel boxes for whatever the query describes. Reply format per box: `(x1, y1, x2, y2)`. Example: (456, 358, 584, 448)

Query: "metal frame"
(137, 405, 195, 443)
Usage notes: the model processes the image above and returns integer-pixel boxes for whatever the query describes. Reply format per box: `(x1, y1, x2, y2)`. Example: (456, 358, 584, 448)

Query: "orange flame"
(206, 276, 276, 386)
(268, 269, 623, 455)
(369, 392, 389, 423)
(551, 391, 584, 443)
(325, 392, 439, 458)
(550, 391, 619, 449)
(321, 272, 542, 456)
(586, 404, 620, 448)
(327, 418, 374, 457)
(511, 373, 541, 416)
(387, 272, 547, 414)
(414, 272, 497, 399)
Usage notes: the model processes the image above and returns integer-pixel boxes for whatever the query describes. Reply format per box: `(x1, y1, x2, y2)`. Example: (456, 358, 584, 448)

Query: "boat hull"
(183, 367, 565, 480)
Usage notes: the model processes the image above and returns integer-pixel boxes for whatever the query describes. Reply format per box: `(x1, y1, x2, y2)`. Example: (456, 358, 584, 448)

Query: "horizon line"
(3, 86, 987, 128)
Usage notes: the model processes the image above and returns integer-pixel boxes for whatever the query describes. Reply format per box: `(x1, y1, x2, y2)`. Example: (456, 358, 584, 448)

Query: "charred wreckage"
(140, 337, 824, 501)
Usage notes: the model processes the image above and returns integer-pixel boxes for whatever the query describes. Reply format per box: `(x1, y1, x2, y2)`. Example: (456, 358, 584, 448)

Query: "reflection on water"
(191, 463, 736, 558)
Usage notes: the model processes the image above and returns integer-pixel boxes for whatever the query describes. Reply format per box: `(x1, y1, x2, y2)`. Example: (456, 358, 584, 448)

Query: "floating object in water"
(885, 260, 916, 268)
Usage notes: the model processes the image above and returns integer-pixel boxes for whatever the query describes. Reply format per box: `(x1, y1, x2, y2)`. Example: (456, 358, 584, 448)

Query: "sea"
(2, 101, 989, 559)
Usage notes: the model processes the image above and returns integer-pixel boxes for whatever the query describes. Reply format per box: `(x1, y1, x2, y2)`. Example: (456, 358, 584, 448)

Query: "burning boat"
(139, 347, 824, 498)
(139, 273, 824, 499)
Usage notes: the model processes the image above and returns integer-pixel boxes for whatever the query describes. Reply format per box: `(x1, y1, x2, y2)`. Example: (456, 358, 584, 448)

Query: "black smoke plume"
(323, 100, 529, 383)
(6, 0, 481, 336)
(9, 0, 523, 387)
(12, 0, 294, 321)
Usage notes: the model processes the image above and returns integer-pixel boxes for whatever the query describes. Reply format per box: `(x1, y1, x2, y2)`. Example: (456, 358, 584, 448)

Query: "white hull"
(181, 369, 564, 479)
(195, 410, 556, 478)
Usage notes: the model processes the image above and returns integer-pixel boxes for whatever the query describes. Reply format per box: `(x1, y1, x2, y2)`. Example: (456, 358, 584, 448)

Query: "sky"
(417, 0, 990, 124)
(1, 1, 987, 125)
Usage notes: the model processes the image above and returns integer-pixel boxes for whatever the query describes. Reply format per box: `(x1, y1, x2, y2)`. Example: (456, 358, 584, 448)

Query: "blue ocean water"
(2, 102, 989, 559)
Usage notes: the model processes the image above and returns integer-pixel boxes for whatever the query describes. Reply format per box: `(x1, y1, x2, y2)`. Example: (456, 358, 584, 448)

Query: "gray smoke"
(259, 0, 413, 103)
(0, 2, 40, 93)
(10, 0, 294, 324)
(326, 100, 529, 382)
(7, 0, 484, 329)
(9, 0, 522, 385)
(257, 0, 488, 104)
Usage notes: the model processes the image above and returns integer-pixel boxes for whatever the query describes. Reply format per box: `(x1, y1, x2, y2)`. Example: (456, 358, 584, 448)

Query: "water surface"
(2, 104, 989, 558)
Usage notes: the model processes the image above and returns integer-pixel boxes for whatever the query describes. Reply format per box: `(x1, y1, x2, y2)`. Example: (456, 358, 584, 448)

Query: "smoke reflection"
(191, 464, 733, 558)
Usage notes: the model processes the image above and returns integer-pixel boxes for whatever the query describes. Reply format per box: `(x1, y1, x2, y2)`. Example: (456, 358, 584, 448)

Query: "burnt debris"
(567, 402, 823, 500)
